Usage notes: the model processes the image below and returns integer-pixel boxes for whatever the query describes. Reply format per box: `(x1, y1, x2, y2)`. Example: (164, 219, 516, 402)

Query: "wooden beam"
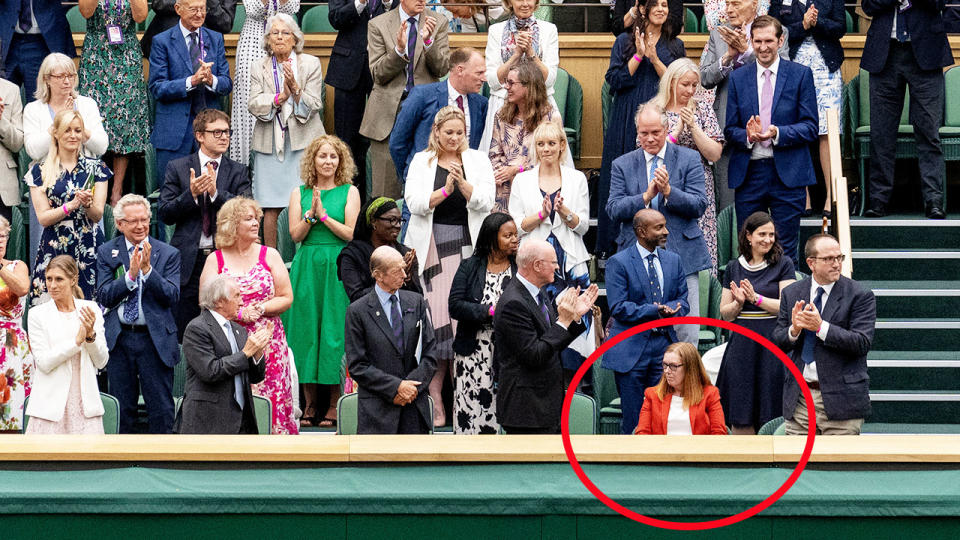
(826, 109, 853, 277)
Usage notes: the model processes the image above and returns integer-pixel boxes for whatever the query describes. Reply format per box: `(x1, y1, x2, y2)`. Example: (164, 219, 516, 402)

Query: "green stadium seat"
(173, 347, 187, 398)
(684, 8, 698, 33)
(8, 205, 27, 264)
(551, 68, 583, 161)
(66, 6, 88, 33)
(773, 422, 787, 435)
(757, 416, 784, 435)
(102, 204, 116, 240)
(22, 392, 120, 434)
(253, 394, 272, 434)
(844, 9, 857, 33)
(140, 9, 156, 32)
(533, 3, 553, 23)
(337, 392, 435, 434)
(601, 81, 612, 138)
(275, 207, 298, 266)
(231, 4, 246, 33)
(715, 204, 737, 272)
(939, 66, 960, 165)
(697, 269, 723, 353)
(592, 357, 622, 434)
(301, 4, 336, 32)
(569, 392, 598, 434)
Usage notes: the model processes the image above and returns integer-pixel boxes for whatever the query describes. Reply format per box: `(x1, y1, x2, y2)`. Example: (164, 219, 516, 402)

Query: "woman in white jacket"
(404, 106, 495, 427)
(25, 255, 108, 434)
(507, 121, 595, 374)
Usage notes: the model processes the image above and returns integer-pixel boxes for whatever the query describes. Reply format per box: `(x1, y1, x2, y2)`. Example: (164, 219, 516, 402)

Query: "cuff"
(772, 126, 781, 145)
(788, 326, 801, 341)
(124, 272, 137, 289)
(186, 77, 194, 91)
(555, 320, 569, 330)
(395, 46, 409, 61)
(817, 321, 830, 341)
(207, 75, 218, 92)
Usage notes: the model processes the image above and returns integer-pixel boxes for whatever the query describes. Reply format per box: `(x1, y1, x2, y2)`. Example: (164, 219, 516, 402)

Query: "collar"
(636, 242, 658, 260)
(199, 149, 222, 168)
(398, 6, 419, 23)
(643, 144, 667, 164)
(515, 272, 542, 302)
(810, 277, 837, 297)
(209, 309, 230, 328)
(179, 21, 201, 39)
(374, 283, 398, 304)
(123, 237, 147, 253)
(757, 54, 781, 77)
(447, 79, 465, 102)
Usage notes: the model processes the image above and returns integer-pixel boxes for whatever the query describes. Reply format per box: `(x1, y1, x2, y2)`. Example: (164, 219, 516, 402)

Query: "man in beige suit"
(360, 0, 449, 199)
(0, 77, 24, 222)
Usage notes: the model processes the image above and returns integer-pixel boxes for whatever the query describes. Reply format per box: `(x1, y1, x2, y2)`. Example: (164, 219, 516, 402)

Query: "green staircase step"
(871, 319, 960, 351)
(868, 391, 960, 423)
(846, 250, 960, 280)
(864, 281, 960, 318)
(868, 366, 960, 391)
(800, 217, 960, 250)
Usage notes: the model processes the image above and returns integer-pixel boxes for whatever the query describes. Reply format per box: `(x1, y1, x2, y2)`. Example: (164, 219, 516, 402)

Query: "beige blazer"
(359, 9, 450, 142)
(0, 79, 24, 207)
(248, 53, 326, 155)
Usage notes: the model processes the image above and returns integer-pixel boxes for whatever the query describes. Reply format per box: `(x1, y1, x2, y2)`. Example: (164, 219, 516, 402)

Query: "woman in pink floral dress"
(200, 198, 298, 434)
(0, 216, 33, 432)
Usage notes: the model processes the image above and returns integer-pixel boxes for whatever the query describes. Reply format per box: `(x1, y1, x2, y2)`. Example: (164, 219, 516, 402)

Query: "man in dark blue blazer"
(606, 103, 709, 346)
(158, 109, 251, 339)
(0, 0, 74, 99)
(725, 15, 818, 266)
(390, 47, 488, 181)
(602, 209, 689, 434)
(148, 0, 232, 191)
(97, 195, 182, 434)
(327, 0, 397, 200)
(773, 233, 876, 435)
(860, 0, 953, 219)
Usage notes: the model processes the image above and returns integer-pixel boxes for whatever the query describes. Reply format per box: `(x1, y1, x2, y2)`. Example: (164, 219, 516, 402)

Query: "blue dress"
(27, 158, 111, 304)
(596, 33, 685, 253)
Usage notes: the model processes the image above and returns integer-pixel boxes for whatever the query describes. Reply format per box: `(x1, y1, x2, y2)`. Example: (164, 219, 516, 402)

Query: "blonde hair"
(425, 106, 468, 165)
(531, 121, 568, 165)
(651, 58, 700, 111)
(299, 135, 356, 188)
(215, 197, 264, 249)
(35, 52, 78, 103)
(46, 255, 84, 299)
(654, 342, 712, 410)
(40, 110, 85, 189)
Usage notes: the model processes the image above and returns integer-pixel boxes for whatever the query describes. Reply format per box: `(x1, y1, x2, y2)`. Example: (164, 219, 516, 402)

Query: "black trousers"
(333, 85, 371, 202)
(109, 329, 174, 434)
(868, 40, 945, 208)
(177, 250, 207, 339)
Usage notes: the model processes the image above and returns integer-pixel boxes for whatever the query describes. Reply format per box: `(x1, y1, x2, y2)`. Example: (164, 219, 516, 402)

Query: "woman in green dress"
(77, 0, 151, 206)
(283, 135, 360, 428)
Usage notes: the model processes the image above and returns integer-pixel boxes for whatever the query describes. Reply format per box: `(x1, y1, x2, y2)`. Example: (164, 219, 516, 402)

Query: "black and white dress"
(453, 268, 511, 434)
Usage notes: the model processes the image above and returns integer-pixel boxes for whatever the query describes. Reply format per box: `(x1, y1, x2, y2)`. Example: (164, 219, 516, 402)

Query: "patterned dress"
(77, 0, 150, 154)
(794, 36, 843, 135)
(453, 268, 510, 434)
(0, 271, 32, 432)
(215, 246, 298, 435)
(27, 158, 111, 304)
(230, 0, 301, 164)
(665, 100, 725, 275)
(488, 110, 563, 212)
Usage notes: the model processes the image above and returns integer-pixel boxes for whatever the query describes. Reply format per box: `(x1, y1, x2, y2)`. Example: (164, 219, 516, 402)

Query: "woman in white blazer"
(25, 255, 109, 434)
(403, 106, 494, 427)
(507, 121, 596, 366)
(479, 0, 560, 154)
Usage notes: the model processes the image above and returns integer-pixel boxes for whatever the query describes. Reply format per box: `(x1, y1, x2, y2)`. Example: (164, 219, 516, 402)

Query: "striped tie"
(390, 295, 404, 351)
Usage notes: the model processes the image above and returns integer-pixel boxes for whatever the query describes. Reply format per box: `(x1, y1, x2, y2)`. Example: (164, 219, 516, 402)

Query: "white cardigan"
(403, 149, 496, 275)
(22, 95, 109, 162)
(508, 165, 591, 270)
(484, 19, 560, 100)
(25, 299, 109, 422)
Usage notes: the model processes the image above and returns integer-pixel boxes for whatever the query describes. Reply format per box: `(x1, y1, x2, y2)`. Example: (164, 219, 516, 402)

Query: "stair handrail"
(827, 108, 853, 277)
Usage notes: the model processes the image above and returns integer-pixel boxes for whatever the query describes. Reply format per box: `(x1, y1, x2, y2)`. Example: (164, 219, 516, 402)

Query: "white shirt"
(196, 150, 221, 248)
(643, 144, 668, 207)
(179, 22, 219, 92)
(788, 278, 837, 382)
(14, 0, 40, 34)
(748, 55, 781, 160)
(209, 309, 238, 351)
(447, 80, 470, 134)
(666, 394, 693, 435)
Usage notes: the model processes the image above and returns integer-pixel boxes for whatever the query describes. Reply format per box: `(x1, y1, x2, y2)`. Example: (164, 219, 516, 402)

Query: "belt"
(120, 323, 149, 333)
(805, 380, 820, 390)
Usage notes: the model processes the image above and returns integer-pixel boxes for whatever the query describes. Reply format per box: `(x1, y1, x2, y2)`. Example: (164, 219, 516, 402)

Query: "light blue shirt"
(515, 273, 542, 305)
(119, 238, 153, 326)
(375, 284, 400, 326)
(636, 242, 664, 293)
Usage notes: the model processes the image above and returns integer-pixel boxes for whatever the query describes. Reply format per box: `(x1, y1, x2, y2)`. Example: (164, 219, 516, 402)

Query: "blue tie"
(800, 287, 825, 365)
(646, 253, 663, 304)
(390, 295, 404, 351)
(405, 17, 418, 93)
(538, 292, 551, 324)
(895, 7, 908, 42)
(223, 322, 245, 408)
(648, 156, 661, 211)
(122, 246, 141, 324)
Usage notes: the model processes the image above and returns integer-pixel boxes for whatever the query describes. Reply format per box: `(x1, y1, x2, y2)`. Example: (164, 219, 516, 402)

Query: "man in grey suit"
(177, 274, 270, 434)
(0, 76, 23, 222)
(346, 246, 437, 434)
(773, 234, 876, 435)
(700, 0, 788, 211)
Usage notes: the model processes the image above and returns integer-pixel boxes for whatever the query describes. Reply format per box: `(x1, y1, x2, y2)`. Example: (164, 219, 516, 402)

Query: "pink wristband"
(633, 54, 643, 63)
(237, 308, 243, 321)
(755, 294, 764, 305)
(274, 93, 280, 106)
(488, 305, 495, 317)
(62, 204, 69, 215)
(537, 211, 544, 220)
(667, 134, 678, 144)
(518, 165, 524, 173)
(424, 38, 433, 46)
(441, 187, 449, 198)
(319, 213, 328, 222)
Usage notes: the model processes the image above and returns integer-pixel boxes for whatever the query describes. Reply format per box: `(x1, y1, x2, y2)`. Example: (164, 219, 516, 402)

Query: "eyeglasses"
(183, 6, 207, 14)
(48, 73, 76, 82)
(269, 30, 293, 37)
(810, 254, 846, 264)
(203, 129, 233, 138)
(119, 218, 150, 226)
(661, 361, 683, 372)
(503, 79, 520, 88)
(376, 217, 407, 227)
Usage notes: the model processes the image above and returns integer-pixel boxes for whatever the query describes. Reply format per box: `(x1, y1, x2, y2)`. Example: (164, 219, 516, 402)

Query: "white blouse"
(666, 394, 693, 435)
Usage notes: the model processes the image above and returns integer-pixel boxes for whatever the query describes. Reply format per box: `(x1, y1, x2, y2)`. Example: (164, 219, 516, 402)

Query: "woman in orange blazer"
(634, 342, 727, 435)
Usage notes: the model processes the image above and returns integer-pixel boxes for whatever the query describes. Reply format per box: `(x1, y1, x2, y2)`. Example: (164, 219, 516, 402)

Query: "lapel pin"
(111, 249, 119, 258)
(376, 311, 380, 316)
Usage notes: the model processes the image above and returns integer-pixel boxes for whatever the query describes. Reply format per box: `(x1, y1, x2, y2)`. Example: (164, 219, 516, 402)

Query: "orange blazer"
(634, 385, 727, 435)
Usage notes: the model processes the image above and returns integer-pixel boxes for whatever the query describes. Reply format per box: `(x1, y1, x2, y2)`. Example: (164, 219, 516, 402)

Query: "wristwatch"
(565, 212, 574, 223)
(85, 333, 96, 343)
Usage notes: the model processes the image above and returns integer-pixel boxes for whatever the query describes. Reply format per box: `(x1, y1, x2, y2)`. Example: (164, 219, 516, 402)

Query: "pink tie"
(760, 69, 773, 148)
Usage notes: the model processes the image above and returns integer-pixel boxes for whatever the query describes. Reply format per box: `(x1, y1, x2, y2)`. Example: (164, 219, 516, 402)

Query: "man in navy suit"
(725, 15, 818, 266)
(606, 103, 709, 346)
(861, 0, 953, 219)
(390, 47, 488, 181)
(148, 0, 232, 191)
(602, 209, 689, 434)
(327, 0, 397, 199)
(97, 194, 182, 434)
(1, 0, 74, 99)
(773, 233, 876, 435)
(158, 109, 251, 339)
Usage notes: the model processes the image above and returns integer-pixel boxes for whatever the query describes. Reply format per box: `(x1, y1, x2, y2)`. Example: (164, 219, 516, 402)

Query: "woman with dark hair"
(635, 342, 726, 435)
(448, 212, 519, 434)
(716, 211, 796, 434)
(597, 0, 685, 255)
(337, 197, 422, 303)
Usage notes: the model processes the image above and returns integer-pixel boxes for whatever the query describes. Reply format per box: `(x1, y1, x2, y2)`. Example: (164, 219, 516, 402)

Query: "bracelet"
(303, 211, 318, 224)
(85, 333, 95, 343)
(62, 204, 69, 215)
(319, 213, 328, 222)
(667, 134, 678, 145)
(441, 187, 449, 198)
(755, 294, 764, 306)
(488, 305, 495, 317)
(424, 38, 433, 46)
(633, 54, 643, 63)
(517, 165, 524, 173)
(538, 211, 544, 220)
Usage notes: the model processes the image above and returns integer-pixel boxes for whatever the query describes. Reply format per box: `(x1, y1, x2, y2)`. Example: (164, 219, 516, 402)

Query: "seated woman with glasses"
(337, 197, 422, 304)
(634, 342, 727, 435)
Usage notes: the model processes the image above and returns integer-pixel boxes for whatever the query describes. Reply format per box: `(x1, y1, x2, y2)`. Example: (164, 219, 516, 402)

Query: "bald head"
(371, 246, 406, 293)
(516, 239, 557, 288)
(633, 209, 669, 250)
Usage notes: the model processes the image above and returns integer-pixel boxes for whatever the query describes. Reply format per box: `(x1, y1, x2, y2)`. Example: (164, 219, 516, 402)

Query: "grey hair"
(369, 245, 402, 275)
(516, 239, 550, 270)
(635, 101, 669, 128)
(34, 53, 77, 103)
(199, 274, 237, 311)
(114, 194, 151, 223)
(264, 14, 305, 55)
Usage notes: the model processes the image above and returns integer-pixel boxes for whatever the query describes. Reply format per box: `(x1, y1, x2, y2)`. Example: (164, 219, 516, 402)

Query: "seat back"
(563, 70, 583, 160)
(757, 416, 785, 435)
(857, 68, 909, 130)
(276, 207, 298, 264)
(944, 67, 960, 127)
(231, 3, 246, 33)
(684, 8, 699, 33)
(601, 81, 613, 137)
(253, 394, 272, 434)
(173, 346, 187, 398)
(66, 6, 87, 33)
(844, 9, 854, 33)
(591, 357, 620, 410)
(533, 3, 553, 23)
(301, 4, 336, 32)
(569, 392, 598, 434)
(101, 204, 116, 241)
(715, 204, 738, 271)
(552, 67, 570, 123)
(337, 392, 435, 434)
(100, 393, 121, 434)
(9, 205, 27, 264)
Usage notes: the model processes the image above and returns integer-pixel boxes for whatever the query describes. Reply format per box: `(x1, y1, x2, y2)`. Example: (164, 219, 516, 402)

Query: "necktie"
(122, 245, 141, 324)
(201, 160, 218, 237)
(406, 17, 418, 93)
(456, 95, 465, 113)
(369, 0, 379, 15)
(389, 295, 404, 351)
(648, 156, 661, 211)
(188, 32, 202, 71)
(538, 292, 551, 324)
(223, 322, 245, 407)
(646, 253, 663, 304)
(895, 6, 908, 42)
(18, 0, 32, 32)
(800, 287, 825, 365)
(759, 69, 773, 148)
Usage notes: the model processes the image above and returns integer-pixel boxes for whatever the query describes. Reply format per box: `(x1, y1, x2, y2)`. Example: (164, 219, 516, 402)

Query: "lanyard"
(272, 56, 288, 130)
(263, 0, 279, 32)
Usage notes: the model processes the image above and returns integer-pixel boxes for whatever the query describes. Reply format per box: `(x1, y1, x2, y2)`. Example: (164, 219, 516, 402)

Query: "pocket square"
(111, 249, 119, 258)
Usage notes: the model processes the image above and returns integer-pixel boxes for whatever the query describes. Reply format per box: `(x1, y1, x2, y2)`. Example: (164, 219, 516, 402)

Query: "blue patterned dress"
(27, 157, 111, 304)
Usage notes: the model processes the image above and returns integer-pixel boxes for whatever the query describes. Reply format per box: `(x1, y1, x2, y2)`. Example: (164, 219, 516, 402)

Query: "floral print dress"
(216, 246, 298, 434)
(0, 272, 32, 432)
(27, 158, 110, 304)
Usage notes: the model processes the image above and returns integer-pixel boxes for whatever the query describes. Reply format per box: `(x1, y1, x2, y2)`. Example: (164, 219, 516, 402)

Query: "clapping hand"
(241, 324, 272, 358)
(634, 28, 646, 58)
(794, 300, 823, 333)
(74, 189, 94, 209)
(656, 302, 682, 316)
(515, 30, 532, 57)
(402, 249, 416, 280)
(803, 4, 818, 29)
(730, 280, 746, 305)
(494, 165, 519, 186)
(76, 305, 97, 345)
(644, 174, 660, 203)
(652, 165, 671, 198)
(242, 303, 266, 323)
(311, 187, 325, 217)
(746, 115, 763, 143)
(204, 162, 218, 196)
(395, 21, 409, 55)
(718, 25, 747, 57)
(448, 162, 465, 188)
(540, 194, 553, 220)
(679, 106, 697, 131)
(739, 279, 758, 304)
(420, 15, 438, 42)
(189, 167, 215, 197)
